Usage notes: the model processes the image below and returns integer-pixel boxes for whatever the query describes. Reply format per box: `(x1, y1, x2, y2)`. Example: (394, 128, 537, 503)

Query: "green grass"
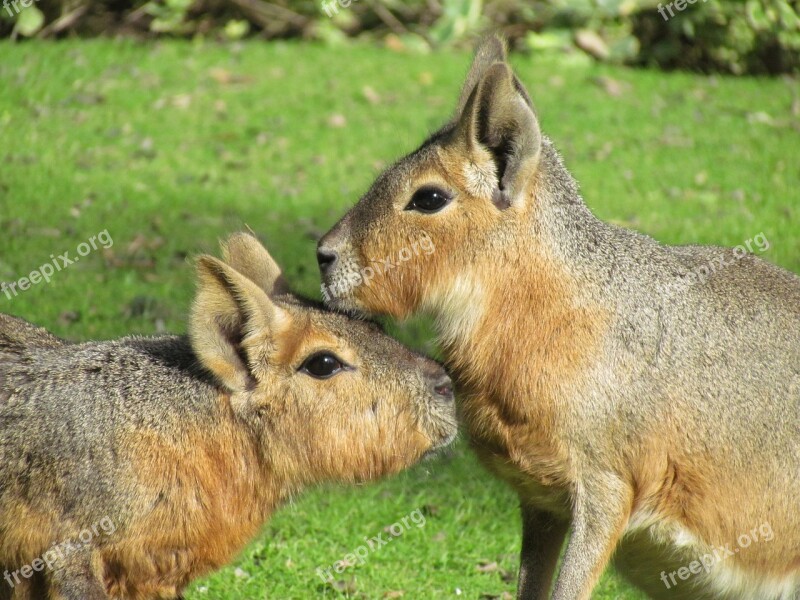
(0, 40, 798, 599)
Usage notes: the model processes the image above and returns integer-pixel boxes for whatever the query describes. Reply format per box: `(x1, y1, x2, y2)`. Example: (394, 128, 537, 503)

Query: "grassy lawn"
(0, 40, 798, 599)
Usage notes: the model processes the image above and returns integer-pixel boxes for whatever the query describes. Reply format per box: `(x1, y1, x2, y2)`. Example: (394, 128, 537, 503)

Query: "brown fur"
(0, 233, 456, 599)
(318, 36, 800, 599)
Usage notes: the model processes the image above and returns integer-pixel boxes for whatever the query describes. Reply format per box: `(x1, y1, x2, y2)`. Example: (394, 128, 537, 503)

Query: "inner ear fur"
(456, 61, 542, 208)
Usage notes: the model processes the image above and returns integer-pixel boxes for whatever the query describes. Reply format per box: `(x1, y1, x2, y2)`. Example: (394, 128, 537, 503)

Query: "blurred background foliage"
(1, 0, 798, 74)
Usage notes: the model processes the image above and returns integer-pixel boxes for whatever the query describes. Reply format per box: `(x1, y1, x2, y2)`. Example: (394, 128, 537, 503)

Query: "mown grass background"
(0, 40, 798, 599)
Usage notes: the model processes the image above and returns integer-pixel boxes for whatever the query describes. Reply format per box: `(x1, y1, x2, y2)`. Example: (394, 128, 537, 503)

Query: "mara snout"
(318, 35, 800, 600)
(0, 232, 456, 599)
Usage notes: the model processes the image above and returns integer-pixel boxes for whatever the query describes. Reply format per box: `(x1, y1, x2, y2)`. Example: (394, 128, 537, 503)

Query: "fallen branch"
(227, 0, 309, 31)
(37, 3, 89, 38)
(371, 3, 407, 36)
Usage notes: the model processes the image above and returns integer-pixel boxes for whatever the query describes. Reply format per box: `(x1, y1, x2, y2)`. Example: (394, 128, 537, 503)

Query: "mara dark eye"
(405, 186, 451, 214)
(300, 352, 344, 379)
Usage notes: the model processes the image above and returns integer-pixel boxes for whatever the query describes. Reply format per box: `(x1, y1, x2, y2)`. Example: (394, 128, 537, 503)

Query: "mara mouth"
(319, 283, 361, 312)
(422, 430, 458, 460)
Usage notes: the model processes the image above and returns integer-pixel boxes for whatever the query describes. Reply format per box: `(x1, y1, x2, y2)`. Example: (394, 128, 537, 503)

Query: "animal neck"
(164, 398, 287, 547)
(430, 228, 607, 424)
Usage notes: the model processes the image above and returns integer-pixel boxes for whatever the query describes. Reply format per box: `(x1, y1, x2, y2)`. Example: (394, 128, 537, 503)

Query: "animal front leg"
(48, 553, 108, 600)
(517, 504, 569, 600)
(550, 476, 631, 600)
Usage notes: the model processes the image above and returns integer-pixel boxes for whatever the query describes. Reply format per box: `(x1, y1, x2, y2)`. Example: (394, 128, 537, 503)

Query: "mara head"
(190, 233, 457, 486)
(317, 36, 562, 322)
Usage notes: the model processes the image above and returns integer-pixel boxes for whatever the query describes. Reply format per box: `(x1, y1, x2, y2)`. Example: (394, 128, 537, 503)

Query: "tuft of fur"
(318, 35, 800, 600)
(0, 232, 456, 599)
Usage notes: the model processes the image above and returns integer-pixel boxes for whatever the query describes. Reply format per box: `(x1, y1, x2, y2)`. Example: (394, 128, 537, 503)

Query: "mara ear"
(455, 35, 509, 116)
(221, 231, 289, 296)
(190, 255, 289, 392)
(456, 62, 542, 209)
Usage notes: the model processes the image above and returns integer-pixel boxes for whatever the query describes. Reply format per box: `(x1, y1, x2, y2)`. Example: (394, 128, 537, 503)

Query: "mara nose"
(316, 248, 338, 274)
(428, 372, 454, 403)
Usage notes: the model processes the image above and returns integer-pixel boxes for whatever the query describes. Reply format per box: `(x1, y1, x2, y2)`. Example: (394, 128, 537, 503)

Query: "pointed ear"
(190, 255, 289, 392)
(455, 35, 508, 116)
(456, 62, 542, 208)
(221, 232, 289, 296)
